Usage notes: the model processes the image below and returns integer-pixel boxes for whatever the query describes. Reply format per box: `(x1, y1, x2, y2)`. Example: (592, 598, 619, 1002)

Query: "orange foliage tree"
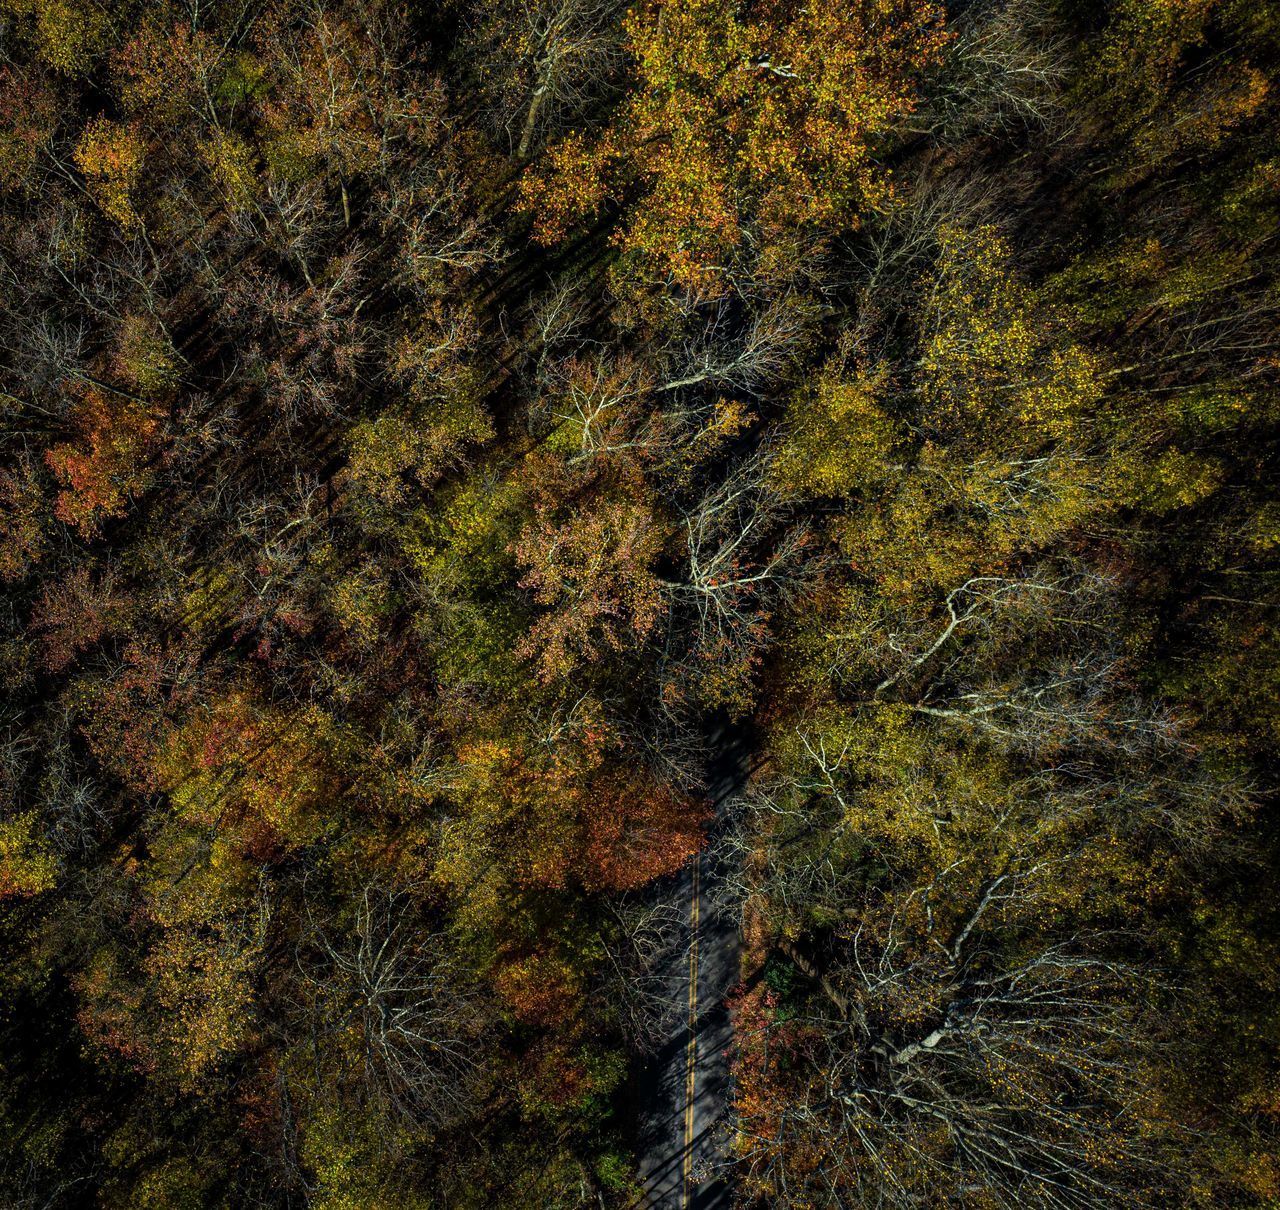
(513, 458, 667, 682)
(44, 386, 160, 537)
(441, 698, 703, 903)
(156, 690, 352, 859)
(73, 116, 147, 228)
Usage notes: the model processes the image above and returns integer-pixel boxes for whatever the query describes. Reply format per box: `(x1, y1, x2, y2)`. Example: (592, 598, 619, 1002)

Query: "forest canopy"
(1, 0, 1278, 1206)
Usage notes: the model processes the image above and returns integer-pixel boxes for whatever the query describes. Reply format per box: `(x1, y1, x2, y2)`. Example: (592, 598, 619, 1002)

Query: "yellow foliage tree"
(73, 117, 146, 229)
(521, 0, 948, 292)
(0, 811, 57, 898)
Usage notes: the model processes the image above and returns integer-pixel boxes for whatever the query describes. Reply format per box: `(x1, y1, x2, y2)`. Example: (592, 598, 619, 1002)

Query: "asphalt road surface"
(634, 730, 747, 1208)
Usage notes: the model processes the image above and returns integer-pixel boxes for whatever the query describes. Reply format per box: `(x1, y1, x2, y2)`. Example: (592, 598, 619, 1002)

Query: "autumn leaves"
(521, 0, 948, 295)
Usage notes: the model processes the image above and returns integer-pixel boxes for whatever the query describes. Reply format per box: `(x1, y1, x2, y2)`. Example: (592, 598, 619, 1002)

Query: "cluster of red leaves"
(44, 386, 161, 537)
(32, 566, 127, 672)
(78, 640, 199, 792)
(459, 706, 705, 896)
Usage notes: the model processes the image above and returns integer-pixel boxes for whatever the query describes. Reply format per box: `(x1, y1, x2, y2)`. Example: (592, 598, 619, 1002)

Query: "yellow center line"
(682, 855, 700, 1208)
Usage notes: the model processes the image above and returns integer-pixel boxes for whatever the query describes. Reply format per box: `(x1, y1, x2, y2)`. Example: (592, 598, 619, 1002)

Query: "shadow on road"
(625, 719, 755, 1208)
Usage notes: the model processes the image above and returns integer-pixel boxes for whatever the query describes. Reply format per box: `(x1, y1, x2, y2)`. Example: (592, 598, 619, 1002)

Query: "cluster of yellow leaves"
(1131, 63, 1268, 170)
(199, 130, 257, 211)
(347, 307, 492, 520)
(522, 129, 613, 246)
(0, 811, 57, 898)
(435, 699, 701, 935)
(0, 457, 46, 581)
(143, 907, 263, 1082)
(113, 313, 178, 395)
(156, 691, 349, 857)
(522, 0, 947, 292)
(770, 706, 1029, 885)
(0, 0, 110, 77)
(1087, 0, 1273, 189)
(347, 413, 443, 514)
(1092, 0, 1220, 117)
(812, 223, 1109, 592)
(771, 364, 895, 499)
(73, 117, 147, 229)
(295, 1105, 419, 1210)
(920, 224, 1102, 444)
(73, 828, 266, 1088)
(407, 474, 521, 592)
(325, 558, 392, 649)
(1118, 446, 1227, 513)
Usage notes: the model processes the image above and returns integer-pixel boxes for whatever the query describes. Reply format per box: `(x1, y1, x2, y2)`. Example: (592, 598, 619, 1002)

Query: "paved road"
(633, 731, 747, 1208)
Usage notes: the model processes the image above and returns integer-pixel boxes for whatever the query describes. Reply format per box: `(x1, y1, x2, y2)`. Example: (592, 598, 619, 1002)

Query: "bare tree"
(872, 572, 1084, 697)
(526, 271, 596, 373)
(377, 159, 506, 293)
(910, 652, 1176, 756)
(219, 247, 370, 424)
(923, 0, 1068, 142)
(736, 858, 1173, 1208)
(467, 0, 627, 159)
(537, 348, 662, 463)
(668, 455, 813, 646)
(596, 893, 690, 1051)
(304, 885, 485, 1129)
(657, 294, 814, 396)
